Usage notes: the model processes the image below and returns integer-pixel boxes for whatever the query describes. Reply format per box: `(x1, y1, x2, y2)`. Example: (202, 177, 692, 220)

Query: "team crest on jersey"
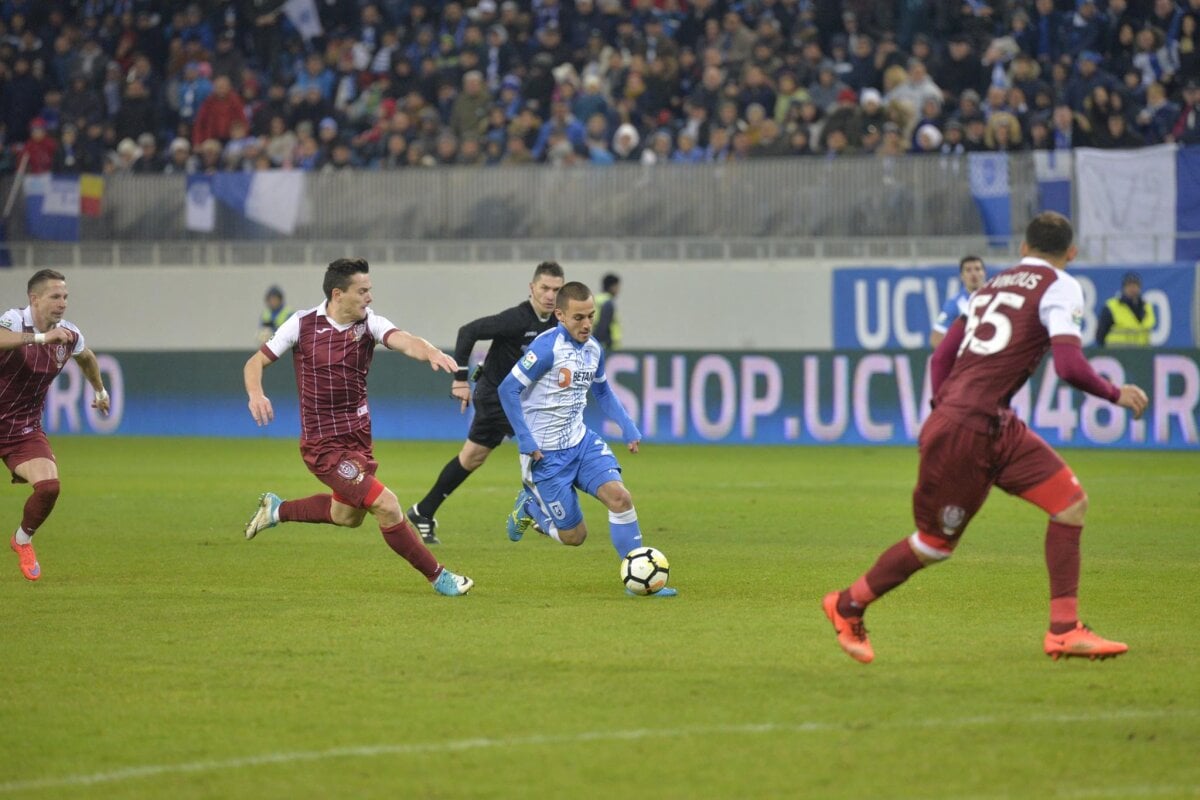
(940, 505, 966, 535)
(520, 351, 538, 369)
(352, 323, 367, 341)
(54, 344, 68, 366)
(557, 367, 572, 388)
(336, 459, 365, 483)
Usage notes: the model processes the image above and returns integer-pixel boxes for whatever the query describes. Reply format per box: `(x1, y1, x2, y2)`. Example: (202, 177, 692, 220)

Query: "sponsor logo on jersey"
(557, 367, 572, 388)
(940, 505, 966, 535)
(316, 327, 332, 334)
(1071, 307, 1084, 328)
(0, 318, 11, 330)
(520, 351, 538, 369)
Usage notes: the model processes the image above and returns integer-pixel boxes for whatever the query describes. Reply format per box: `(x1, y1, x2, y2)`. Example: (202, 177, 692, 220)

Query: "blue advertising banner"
(43, 350, 1200, 450)
(832, 263, 1197, 349)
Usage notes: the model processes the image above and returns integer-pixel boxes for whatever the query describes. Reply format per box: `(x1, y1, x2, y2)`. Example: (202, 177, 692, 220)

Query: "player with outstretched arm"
(242, 258, 473, 596)
(823, 212, 1148, 663)
(497, 281, 677, 597)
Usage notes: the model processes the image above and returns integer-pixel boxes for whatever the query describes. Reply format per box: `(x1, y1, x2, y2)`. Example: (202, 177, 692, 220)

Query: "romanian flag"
(80, 174, 103, 217)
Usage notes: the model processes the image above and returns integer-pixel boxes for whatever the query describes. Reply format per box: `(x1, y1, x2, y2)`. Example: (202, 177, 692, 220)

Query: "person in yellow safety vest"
(1096, 272, 1155, 347)
(258, 286, 293, 344)
(594, 273, 621, 351)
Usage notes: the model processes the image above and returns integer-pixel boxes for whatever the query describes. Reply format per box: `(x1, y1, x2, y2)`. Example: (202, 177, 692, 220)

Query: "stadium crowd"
(1, 0, 1199, 173)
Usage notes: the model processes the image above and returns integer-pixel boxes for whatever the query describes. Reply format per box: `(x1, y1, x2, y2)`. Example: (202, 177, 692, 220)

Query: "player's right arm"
(452, 305, 525, 411)
(244, 311, 301, 426)
(0, 310, 73, 350)
(497, 335, 555, 460)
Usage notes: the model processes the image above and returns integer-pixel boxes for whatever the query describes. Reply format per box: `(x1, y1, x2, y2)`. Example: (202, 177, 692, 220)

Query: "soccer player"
(823, 212, 1148, 663)
(498, 281, 677, 598)
(1, 269, 111, 581)
(242, 258, 473, 596)
(406, 261, 565, 544)
(929, 255, 987, 347)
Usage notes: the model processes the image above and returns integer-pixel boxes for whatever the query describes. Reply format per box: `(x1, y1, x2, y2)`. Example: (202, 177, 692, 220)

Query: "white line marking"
(0, 709, 1193, 794)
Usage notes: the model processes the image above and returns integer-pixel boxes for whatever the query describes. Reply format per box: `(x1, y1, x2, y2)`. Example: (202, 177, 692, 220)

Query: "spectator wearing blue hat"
(1067, 0, 1108, 58)
(1065, 49, 1115, 110)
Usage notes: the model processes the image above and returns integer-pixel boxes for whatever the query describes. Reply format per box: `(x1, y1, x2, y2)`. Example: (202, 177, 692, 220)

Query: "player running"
(1, 270, 111, 581)
(242, 258, 473, 596)
(823, 212, 1148, 663)
(498, 281, 676, 597)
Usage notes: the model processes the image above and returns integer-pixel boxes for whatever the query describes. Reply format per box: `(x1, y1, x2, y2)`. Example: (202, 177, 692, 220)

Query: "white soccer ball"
(621, 547, 670, 595)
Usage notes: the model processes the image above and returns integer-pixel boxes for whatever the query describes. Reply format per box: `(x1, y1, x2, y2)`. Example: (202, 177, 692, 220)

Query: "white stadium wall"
(0, 260, 837, 351)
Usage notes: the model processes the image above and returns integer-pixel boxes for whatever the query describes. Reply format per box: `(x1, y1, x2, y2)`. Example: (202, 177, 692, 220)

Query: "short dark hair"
(28, 269, 65, 295)
(601, 273, 620, 292)
(959, 255, 983, 273)
(1024, 212, 1074, 257)
(533, 260, 564, 281)
(556, 281, 593, 309)
(323, 257, 369, 301)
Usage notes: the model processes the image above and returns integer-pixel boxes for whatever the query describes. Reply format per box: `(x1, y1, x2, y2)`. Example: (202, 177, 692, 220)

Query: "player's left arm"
(72, 345, 110, 416)
(380, 323, 457, 373)
(1043, 277, 1148, 417)
(592, 351, 642, 452)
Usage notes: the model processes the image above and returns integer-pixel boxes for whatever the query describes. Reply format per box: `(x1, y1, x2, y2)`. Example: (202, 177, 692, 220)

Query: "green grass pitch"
(1, 437, 1197, 799)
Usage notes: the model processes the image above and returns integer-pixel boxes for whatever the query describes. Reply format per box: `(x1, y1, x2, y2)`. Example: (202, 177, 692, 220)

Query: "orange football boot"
(1044, 622, 1128, 661)
(10, 535, 41, 581)
(822, 591, 874, 664)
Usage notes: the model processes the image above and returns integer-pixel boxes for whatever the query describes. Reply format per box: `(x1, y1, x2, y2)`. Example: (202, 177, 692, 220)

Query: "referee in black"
(407, 261, 565, 543)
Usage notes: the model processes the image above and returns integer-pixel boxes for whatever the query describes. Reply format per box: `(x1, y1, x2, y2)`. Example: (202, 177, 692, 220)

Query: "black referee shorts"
(467, 383, 514, 449)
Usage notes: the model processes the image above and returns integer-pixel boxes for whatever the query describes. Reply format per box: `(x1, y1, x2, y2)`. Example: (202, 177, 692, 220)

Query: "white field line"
(0, 708, 1194, 795)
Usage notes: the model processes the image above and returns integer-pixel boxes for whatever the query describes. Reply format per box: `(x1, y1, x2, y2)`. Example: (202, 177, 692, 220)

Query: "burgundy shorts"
(912, 410, 1082, 548)
(300, 428, 384, 509)
(0, 431, 56, 484)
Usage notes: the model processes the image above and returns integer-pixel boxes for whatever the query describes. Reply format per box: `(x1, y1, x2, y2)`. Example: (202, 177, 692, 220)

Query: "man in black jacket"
(407, 261, 565, 543)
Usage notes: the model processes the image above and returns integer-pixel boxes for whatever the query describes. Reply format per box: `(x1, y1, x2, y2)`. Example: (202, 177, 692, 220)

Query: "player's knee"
(1054, 492, 1088, 526)
(332, 505, 366, 527)
(371, 488, 401, 518)
(33, 479, 61, 504)
(603, 486, 633, 513)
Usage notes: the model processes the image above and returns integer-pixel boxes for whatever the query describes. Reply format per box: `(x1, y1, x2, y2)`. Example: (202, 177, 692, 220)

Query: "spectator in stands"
(135, 133, 163, 173)
(17, 117, 55, 172)
(192, 75, 247, 146)
(1051, 102, 1092, 147)
(61, 73, 105, 130)
(1097, 112, 1145, 146)
(163, 136, 197, 174)
(114, 80, 157, 144)
(1, 55, 42, 143)
(51, 124, 82, 174)
(1169, 79, 1200, 142)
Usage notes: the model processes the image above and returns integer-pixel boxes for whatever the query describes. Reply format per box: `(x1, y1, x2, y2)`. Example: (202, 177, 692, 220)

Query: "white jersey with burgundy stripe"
(0, 307, 85, 441)
(260, 303, 399, 442)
